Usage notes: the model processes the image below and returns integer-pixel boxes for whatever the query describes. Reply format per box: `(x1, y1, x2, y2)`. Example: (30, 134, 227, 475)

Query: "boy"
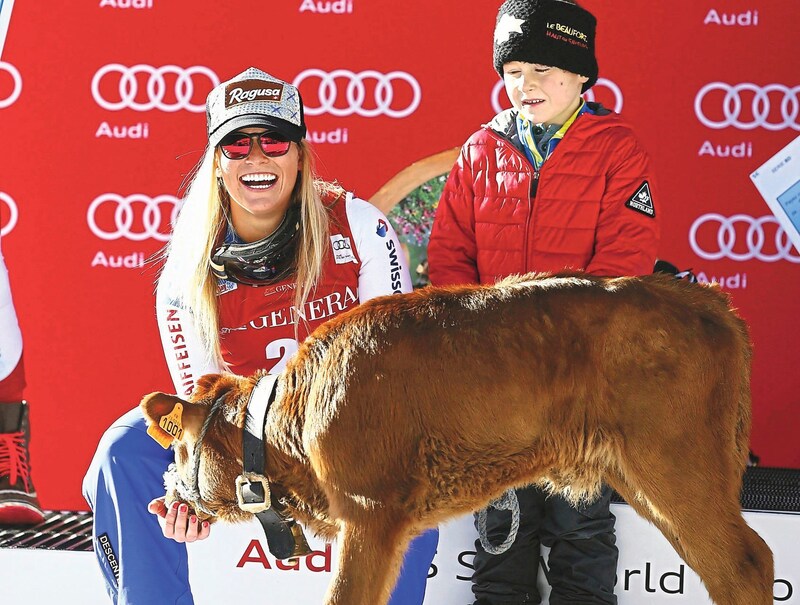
(428, 0, 660, 603)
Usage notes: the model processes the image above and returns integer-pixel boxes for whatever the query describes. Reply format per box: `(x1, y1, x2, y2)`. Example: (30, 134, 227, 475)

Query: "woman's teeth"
(241, 174, 277, 189)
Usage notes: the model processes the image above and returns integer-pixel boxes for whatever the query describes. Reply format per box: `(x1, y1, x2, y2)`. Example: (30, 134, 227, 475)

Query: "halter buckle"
(235, 473, 272, 513)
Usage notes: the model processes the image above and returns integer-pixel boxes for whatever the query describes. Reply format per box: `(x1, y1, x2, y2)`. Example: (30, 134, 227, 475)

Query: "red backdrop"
(0, 0, 797, 511)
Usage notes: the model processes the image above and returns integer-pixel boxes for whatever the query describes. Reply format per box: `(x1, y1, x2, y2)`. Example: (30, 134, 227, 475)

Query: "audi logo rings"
(689, 213, 800, 263)
(87, 194, 183, 242)
(91, 64, 220, 113)
(695, 82, 800, 131)
(294, 69, 422, 118)
(582, 79, 624, 114)
(0, 62, 22, 109)
(491, 77, 624, 115)
(0, 192, 19, 237)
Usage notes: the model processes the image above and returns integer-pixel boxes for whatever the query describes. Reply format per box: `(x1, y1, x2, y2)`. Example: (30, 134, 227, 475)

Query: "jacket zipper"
(523, 171, 541, 273)
(484, 127, 538, 274)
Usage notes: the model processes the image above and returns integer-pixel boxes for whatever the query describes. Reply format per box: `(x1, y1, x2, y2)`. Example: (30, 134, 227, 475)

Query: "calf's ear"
(141, 392, 203, 450)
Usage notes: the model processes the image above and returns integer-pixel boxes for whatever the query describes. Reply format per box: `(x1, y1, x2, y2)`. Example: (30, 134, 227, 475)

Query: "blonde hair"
(158, 140, 341, 369)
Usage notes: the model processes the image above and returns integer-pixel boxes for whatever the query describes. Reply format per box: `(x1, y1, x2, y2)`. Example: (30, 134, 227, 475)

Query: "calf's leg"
(608, 453, 773, 605)
(324, 520, 411, 605)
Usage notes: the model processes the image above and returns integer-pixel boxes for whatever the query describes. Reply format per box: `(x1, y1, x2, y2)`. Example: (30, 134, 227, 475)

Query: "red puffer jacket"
(428, 107, 660, 286)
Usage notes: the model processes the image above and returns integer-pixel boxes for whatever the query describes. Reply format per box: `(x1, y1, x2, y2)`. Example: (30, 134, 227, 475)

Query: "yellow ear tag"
(147, 402, 184, 449)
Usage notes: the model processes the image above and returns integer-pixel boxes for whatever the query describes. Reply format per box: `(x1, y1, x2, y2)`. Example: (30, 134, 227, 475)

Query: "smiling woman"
(216, 129, 301, 242)
(81, 66, 439, 605)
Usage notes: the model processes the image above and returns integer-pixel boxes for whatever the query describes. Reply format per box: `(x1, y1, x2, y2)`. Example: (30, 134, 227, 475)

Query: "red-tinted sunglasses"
(218, 131, 292, 160)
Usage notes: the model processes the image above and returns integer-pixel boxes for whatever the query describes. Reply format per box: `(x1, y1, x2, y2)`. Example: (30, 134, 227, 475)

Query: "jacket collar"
(485, 100, 611, 135)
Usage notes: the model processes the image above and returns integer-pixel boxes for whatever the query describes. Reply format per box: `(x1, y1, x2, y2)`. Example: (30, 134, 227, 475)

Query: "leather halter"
(238, 375, 308, 560)
(169, 377, 309, 560)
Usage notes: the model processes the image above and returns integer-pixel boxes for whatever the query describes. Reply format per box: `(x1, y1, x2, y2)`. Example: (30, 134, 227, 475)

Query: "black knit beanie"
(493, 0, 598, 92)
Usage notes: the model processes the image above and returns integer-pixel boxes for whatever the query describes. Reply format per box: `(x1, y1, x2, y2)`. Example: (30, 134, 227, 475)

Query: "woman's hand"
(147, 498, 211, 543)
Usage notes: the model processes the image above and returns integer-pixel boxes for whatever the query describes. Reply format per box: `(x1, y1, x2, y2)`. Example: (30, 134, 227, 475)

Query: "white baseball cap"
(206, 67, 306, 147)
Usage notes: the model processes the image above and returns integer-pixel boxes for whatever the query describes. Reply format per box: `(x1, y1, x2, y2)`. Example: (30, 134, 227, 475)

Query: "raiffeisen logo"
(294, 69, 422, 118)
(0, 192, 19, 236)
(91, 63, 219, 113)
(0, 61, 22, 109)
(491, 77, 623, 115)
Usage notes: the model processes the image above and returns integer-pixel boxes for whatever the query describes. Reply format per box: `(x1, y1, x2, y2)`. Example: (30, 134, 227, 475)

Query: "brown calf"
(141, 272, 773, 605)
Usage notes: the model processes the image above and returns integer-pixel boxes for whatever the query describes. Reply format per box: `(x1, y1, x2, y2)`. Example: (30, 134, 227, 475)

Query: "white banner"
(187, 505, 800, 604)
(0, 504, 797, 603)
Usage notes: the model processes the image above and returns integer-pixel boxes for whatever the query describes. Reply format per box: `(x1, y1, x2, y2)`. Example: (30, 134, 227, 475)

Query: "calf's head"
(140, 372, 257, 524)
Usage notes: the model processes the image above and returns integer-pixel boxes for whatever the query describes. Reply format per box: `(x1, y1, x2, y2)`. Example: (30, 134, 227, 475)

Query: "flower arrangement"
(387, 174, 447, 287)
